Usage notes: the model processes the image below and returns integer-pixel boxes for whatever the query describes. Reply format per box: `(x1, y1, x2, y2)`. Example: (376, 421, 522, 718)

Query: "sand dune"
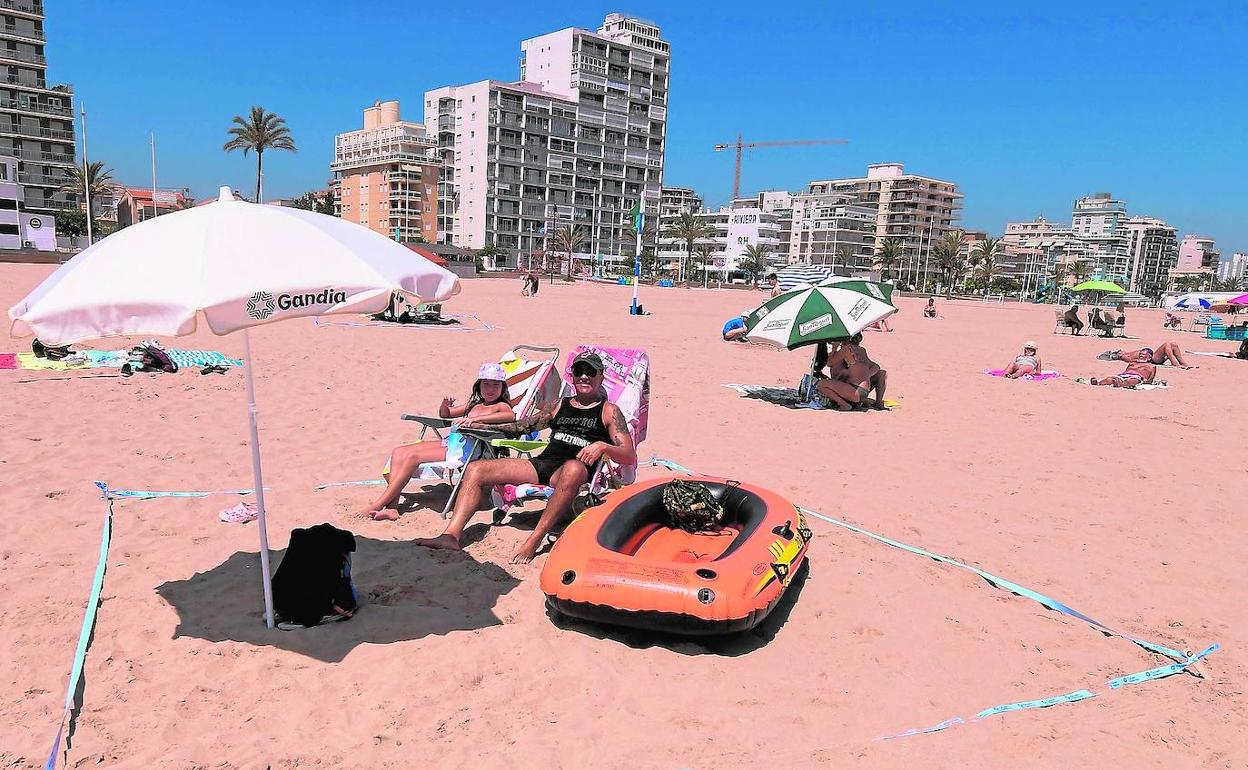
(1, 263, 1243, 768)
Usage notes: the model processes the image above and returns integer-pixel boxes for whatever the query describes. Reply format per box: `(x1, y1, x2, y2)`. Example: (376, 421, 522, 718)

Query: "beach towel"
(166, 349, 244, 368)
(16, 352, 92, 371)
(1190, 351, 1234, 358)
(1074, 378, 1169, 390)
(984, 369, 1062, 381)
(724, 383, 898, 410)
(0, 353, 16, 370)
(86, 350, 129, 368)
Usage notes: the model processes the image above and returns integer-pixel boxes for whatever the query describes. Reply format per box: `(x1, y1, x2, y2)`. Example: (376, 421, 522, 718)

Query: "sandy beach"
(1, 263, 1244, 769)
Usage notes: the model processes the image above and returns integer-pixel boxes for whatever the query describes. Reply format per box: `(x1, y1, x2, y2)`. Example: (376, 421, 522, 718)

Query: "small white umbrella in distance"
(8, 186, 461, 628)
(743, 279, 898, 349)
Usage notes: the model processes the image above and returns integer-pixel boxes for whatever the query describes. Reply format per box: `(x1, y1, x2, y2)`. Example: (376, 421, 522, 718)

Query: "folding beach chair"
(387, 344, 567, 517)
(485, 345, 651, 525)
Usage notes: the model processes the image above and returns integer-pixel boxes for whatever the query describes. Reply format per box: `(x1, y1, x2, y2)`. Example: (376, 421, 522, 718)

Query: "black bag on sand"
(272, 523, 358, 627)
(661, 479, 726, 533)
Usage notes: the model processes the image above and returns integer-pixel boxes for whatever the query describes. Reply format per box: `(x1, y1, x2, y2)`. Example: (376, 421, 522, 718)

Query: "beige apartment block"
(331, 100, 440, 243)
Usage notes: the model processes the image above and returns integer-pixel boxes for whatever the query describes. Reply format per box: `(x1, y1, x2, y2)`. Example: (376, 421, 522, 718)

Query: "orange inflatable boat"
(540, 475, 812, 635)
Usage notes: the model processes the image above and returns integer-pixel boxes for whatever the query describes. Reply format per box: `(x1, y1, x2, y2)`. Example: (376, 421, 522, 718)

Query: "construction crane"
(713, 134, 849, 201)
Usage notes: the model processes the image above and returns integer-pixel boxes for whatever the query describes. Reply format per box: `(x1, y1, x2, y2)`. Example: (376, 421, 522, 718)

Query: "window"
(0, 198, 15, 209)
(0, 223, 18, 235)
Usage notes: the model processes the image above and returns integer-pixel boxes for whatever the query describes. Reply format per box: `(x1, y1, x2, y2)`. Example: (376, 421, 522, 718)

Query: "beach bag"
(661, 479, 725, 533)
(272, 523, 358, 627)
(1237, 338, 1248, 360)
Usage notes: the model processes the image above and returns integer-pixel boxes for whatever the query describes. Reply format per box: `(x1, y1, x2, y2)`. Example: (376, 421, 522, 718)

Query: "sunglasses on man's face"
(571, 364, 599, 378)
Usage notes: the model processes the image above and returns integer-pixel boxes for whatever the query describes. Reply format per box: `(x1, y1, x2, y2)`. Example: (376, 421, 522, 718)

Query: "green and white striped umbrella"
(743, 279, 897, 349)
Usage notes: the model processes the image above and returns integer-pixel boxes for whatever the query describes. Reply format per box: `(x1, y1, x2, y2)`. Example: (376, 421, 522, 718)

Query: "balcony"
(0, 97, 70, 116)
(18, 171, 68, 186)
(0, 1, 43, 18)
(0, 123, 72, 141)
(2, 24, 44, 44)
(12, 148, 71, 163)
(0, 48, 45, 66)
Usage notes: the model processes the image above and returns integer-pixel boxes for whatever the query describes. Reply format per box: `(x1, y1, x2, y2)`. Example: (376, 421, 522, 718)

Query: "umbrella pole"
(241, 328, 276, 629)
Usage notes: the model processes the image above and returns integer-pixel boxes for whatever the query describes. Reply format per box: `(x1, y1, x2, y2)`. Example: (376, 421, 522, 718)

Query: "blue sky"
(52, 0, 1247, 255)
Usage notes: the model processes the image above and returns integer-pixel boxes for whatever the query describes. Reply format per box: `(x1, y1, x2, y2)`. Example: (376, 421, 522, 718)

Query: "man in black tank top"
(414, 351, 637, 564)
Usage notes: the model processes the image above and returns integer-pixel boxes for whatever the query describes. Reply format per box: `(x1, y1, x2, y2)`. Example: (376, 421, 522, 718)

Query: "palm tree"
(970, 236, 1003, 294)
(835, 245, 856, 273)
(223, 106, 297, 204)
(932, 230, 968, 295)
(738, 244, 769, 281)
(59, 161, 117, 243)
(476, 244, 508, 271)
(551, 225, 587, 280)
(661, 212, 713, 284)
(872, 238, 903, 281)
(1070, 260, 1094, 284)
(694, 243, 715, 287)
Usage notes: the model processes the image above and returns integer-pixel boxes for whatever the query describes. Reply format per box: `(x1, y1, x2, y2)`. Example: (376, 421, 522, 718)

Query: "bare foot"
(369, 508, 400, 521)
(414, 533, 461, 551)
(872, 399, 889, 410)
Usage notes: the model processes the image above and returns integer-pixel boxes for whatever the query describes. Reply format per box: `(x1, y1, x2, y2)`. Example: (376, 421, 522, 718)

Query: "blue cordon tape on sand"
(45, 484, 114, 769)
(93, 481, 269, 500)
(645, 457, 1220, 740)
(313, 479, 384, 490)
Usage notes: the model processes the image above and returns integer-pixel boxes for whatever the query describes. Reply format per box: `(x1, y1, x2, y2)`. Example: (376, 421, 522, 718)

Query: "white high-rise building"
(426, 13, 668, 263)
(789, 186, 876, 272)
(1217, 252, 1247, 284)
(1071, 192, 1131, 284)
(1120, 216, 1178, 293)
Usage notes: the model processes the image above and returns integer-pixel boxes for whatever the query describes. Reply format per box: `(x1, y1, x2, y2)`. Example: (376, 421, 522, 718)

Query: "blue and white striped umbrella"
(1175, 295, 1211, 309)
(776, 264, 833, 291)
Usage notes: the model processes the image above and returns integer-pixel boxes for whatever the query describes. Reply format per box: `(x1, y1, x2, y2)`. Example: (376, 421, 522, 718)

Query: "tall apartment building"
(1216, 252, 1247, 284)
(0, 0, 76, 218)
(1120, 216, 1178, 292)
(655, 185, 703, 265)
(1070, 192, 1131, 284)
(805, 163, 961, 284)
(788, 185, 876, 271)
(1001, 216, 1081, 288)
(426, 13, 668, 260)
(331, 100, 441, 243)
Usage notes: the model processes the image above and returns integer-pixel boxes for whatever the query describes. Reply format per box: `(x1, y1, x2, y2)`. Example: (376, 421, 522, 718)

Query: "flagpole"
(79, 104, 93, 245)
(630, 201, 643, 315)
(150, 133, 157, 221)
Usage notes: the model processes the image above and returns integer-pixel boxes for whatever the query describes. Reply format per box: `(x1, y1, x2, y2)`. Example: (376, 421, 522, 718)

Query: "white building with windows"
(1217, 252, 1247, 284)
(425, 13, 668, 261)
(788, 187, 876, 272)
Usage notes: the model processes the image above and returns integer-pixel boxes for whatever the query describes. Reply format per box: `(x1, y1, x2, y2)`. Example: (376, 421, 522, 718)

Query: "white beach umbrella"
(8, 186, 461, 627)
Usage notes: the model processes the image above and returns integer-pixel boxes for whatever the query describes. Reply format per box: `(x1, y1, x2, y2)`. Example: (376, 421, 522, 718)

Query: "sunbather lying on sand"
(1090, 362, 1157, 388)
(361, 363, 515, 520)
(1099, 342, 1193, 368)
(1002, 341, 1042, 378)
(414, 351, 637, 564)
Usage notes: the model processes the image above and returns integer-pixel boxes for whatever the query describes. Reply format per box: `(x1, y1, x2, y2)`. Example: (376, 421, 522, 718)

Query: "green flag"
(628, 201, 643, 234)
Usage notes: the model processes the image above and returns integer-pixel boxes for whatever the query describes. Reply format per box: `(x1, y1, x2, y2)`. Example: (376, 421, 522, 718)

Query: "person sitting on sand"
(923, 298, 937, 318)
(1164, 312, 1182, 329)
(1002, 341, 1043, 379)
(361, 363, 516, 520)
(767, 273, 782, 297)
(1099, 342, 1193, 369)
(812, 335, 888, 410)
(414, 351, 636, 564)
(722, 312, 749, 342)
(1091, 307, 1117, 337)
(1064, 304, 1084, 335)
(1090, 361, 1157, 388)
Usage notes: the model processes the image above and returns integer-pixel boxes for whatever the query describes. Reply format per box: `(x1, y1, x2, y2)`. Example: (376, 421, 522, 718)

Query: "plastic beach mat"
(984, 368, 1062, 381)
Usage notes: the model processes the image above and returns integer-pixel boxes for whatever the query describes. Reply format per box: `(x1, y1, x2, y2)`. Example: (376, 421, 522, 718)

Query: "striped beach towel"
(166, 349, 244, 368)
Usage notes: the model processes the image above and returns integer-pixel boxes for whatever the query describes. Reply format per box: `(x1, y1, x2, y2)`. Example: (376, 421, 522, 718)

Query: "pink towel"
(984, 368, 1062, 381)
(0, 353, 17, 370)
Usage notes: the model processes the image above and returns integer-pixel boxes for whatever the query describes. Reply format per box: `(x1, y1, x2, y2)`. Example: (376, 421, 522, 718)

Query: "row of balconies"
(1, 1, 44, 18)
(0, 122, 71, 141)
(0, 46, 43, 66)
(3, 75, 70, 93)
